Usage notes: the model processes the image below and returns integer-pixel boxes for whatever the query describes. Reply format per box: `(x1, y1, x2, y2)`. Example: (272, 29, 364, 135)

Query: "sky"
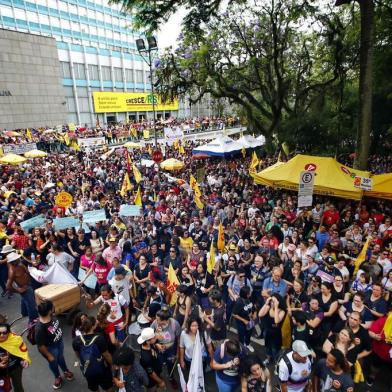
(157, 8, 187, 50)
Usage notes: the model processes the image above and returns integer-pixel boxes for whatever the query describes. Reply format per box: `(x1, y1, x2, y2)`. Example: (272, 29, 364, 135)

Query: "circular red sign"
(341, 166, 351, 175)
(152, 149, 163, 164)
(304, 163, 317, 171)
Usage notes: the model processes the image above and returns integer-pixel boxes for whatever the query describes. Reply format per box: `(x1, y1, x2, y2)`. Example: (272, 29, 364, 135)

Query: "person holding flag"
(120, 172, 132, 197)
(150, 307, 181, 390)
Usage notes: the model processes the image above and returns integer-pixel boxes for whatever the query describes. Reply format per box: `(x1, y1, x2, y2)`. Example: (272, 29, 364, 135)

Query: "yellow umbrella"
(0, 153, 27, 165)
(123, 141, 141, 149)
(24, 149, 48, 158)
(160, 158, 185, 171)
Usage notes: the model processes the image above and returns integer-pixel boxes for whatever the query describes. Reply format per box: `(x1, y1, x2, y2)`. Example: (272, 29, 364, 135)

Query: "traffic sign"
(152, 149, 163, 164)
(304, 163, 317, 171)
(298, 170, 315, 207)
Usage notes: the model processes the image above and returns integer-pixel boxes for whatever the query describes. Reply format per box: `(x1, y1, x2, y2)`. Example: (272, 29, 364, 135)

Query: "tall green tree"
(154, 1, 353, 146)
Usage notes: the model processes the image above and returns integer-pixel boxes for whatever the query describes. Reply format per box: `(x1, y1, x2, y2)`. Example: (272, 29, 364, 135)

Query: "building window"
(101, 66, 111, 81)
(73, 63, 86, 80)
(114, 67, 123, 82)
(88, 64, 99, 80)
(136, 70, 144, 84)
(60, 62, 71, 79)
(125, 69, 134, 83)
(145, 70, 151, 83)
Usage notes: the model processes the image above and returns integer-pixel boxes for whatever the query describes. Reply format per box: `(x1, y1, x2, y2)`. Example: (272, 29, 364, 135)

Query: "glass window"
(114, 67, 123, 82)
(77, 87, 88, 98)
(125, 69, 134, 83)
(73, 63, 86, 80)
(88, 64, 99, 80)
(101, 66, 111, 81)
(78, 97, 90, 112)
(63, 86, 74, 97)
(136, 70, 144, 83)
(60, 62, 71, 78)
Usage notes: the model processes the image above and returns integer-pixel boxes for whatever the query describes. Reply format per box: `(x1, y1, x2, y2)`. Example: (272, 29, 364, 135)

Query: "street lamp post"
(136, 36, 159, 147)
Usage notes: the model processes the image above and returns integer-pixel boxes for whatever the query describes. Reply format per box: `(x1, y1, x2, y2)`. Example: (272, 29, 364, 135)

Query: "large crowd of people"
(0, 122, 391, 392)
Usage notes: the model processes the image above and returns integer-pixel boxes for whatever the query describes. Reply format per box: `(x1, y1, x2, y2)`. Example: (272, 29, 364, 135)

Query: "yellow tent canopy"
(365, 173, 392, 200)
(24, 149, 48, 158)
(252, 154, 370, 200)
(0, 153, 27, 165)
(160, 158, 185, 171)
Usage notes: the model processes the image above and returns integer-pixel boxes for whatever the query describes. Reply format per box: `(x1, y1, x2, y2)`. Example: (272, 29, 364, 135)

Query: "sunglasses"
(0, 331, 8, 336)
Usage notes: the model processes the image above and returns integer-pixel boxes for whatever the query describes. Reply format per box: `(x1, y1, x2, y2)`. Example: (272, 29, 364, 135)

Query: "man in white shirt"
(278, 340, 313, 392)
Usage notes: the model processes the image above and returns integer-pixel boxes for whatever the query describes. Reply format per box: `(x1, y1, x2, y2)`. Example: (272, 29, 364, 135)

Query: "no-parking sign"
(298, 170, 315, 207)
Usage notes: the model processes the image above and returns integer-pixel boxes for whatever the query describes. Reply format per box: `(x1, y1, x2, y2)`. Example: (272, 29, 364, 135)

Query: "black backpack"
(275, 349, 293, 378)
(79, 335, 107, 378)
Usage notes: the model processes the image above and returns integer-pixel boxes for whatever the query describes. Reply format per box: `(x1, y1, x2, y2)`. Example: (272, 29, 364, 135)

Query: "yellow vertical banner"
(143, 129, 150, 139)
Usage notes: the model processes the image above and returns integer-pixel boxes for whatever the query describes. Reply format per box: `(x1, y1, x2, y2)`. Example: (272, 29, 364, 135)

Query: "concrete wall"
(0, 29, 66, 130)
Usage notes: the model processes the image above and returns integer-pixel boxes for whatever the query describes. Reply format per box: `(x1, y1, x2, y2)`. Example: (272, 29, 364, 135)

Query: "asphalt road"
(1, 293, 390, 392)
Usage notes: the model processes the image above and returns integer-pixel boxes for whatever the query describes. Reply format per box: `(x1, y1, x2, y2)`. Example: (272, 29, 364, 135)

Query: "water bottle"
(31, 253, 35, 263)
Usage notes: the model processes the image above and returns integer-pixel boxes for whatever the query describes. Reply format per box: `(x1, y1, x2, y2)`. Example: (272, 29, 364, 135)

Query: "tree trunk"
(354, 0, 374, 170)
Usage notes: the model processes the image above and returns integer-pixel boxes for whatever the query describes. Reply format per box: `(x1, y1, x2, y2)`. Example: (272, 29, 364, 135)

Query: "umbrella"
(192, 135, 243, 157)
(3, 131, 22, 137)
(0, 153, 27, 165)
(123, 141, 141, 149)
(192, 153, 211, 160)
(237, 135, 265, 148)
(24, 149, 48, 158)
(160, 158, 185, 171)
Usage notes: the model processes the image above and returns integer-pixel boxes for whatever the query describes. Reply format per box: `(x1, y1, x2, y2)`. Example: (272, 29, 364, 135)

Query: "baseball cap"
(229, 243, 237, 251)
(108, 237, 117, 242)
(292, 340, 312, 357)
(137, 327, 155, 344)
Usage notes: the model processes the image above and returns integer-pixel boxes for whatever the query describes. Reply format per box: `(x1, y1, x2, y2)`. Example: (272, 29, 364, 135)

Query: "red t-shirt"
(369, 316, 392, 363)
(93, 262, 110, 284)
(323, 210, 340, 226)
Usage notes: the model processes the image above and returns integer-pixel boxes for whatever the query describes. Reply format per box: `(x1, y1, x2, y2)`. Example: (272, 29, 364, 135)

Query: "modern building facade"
(0, 0, 176, 127)
(0, 28, 67, 129)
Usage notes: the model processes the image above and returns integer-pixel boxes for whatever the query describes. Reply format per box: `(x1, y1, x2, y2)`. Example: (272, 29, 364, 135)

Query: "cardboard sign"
(20, 214, 45, 232)
(119, 204, 141, 217)
(53, 217, 79, 231)
(55, 192, 73, 208)
(82, 209, 107, 224)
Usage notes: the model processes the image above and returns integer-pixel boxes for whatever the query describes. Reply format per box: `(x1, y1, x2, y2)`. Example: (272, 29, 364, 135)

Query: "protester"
(0, 122, 391, 391)
(35, 300, 74, 390)
(0, 317, 31, 392)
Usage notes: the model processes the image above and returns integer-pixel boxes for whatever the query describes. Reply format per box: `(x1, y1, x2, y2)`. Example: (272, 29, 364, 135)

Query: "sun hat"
(137, 327, 155, 344)
(292, 340, 312, 357)
(108, 237, 117, 242)
(1, 245, 15, 254)
(6, 252, 22, 263)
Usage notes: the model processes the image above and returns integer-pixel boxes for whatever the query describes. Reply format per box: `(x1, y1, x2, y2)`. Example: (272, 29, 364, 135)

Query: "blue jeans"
(47, 339, 69, 378)
(115, 324, 126, 342)
(215, 373, 239, 392)
(20, 287, 38, 322)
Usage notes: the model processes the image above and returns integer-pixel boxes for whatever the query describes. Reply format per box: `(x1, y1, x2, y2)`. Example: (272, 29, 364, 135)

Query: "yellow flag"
(26, 128, 32, 141)
(282, 142, 290, 157)
(207, 241, 216, 274)
(167, 262, 180, 306)
(143, 129, 150, 139)
(133, 163, 142, 184)
(217, 222, 225, 252)
(64, 133, 70, 146)
(281, 313, 292, 349)
(153, 190, 158, 202)
(148, 144, 153, 155)
(194, 194, 204, 209)
(190, 174, 202, 198)
(70, 140, 80, 151)
(241, 146, 246, 158)
(131, 128, 137, 138)
(354, 237, 370, 274)
(120, 172, 131, 197)
(134, 186, 142, 206)
(179, 145, 185, 155)
(277, 151, 282, 162)
(249, 151, 259, 174)
(173, 140, 179, 150)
